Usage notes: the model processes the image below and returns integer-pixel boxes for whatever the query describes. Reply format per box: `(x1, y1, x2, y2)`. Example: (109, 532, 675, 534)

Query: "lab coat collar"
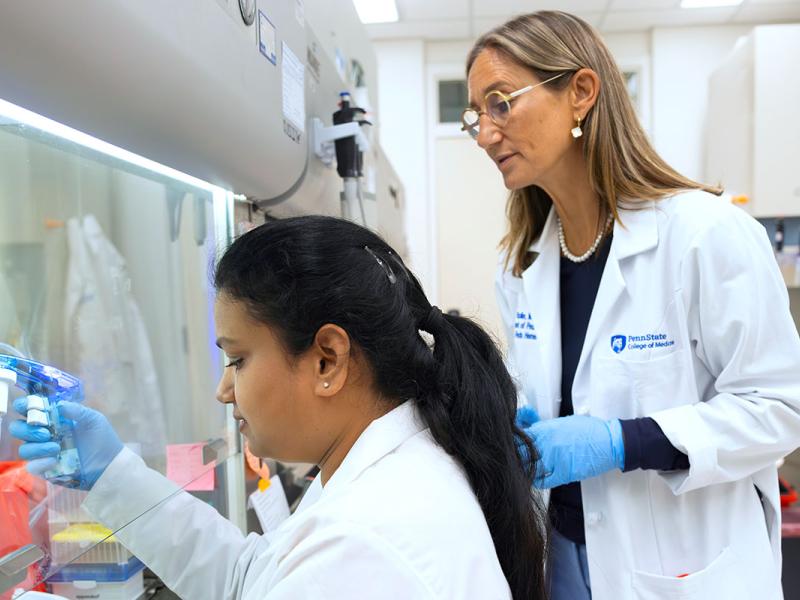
(527, 200, 659, 259)
(516, 201, 659, 416)
(520, 209, 561, 414)
(613, 200, 659, 260)
(319, 401, 426, 496)
(572, 200, 660, 406)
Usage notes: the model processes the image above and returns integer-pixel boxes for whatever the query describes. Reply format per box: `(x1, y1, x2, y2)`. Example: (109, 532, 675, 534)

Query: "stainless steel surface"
(0, 545, 44, 594)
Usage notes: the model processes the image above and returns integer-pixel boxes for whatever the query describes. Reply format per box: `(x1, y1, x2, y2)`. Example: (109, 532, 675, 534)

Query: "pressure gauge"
(239, 0, 256, 26)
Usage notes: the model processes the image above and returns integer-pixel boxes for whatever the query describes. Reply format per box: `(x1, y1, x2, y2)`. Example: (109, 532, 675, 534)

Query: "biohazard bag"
(0, 462, 47, 599)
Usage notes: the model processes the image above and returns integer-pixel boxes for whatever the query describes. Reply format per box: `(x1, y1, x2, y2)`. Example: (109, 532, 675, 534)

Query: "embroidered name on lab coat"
(515, 311, 537, 341)
(611, 333, 675, 353)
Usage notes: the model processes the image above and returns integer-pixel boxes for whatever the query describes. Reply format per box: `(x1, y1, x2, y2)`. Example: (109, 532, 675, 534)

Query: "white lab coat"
(83, 401, 512, 599)
(496, 190, 800, 600)
(64, 215, 166, 458)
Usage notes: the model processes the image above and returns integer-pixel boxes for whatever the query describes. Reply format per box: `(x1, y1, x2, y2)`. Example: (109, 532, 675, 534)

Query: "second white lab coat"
(496, 190, 800, 600)
(83, 401, 512, 599)
(64, 215, 166, 458)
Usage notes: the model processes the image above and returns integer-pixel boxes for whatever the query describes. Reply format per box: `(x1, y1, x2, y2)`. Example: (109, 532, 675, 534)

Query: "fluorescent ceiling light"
(0, 96, 225, 194)
(680, 0, 743, 7)
(353, 0, 398, 24)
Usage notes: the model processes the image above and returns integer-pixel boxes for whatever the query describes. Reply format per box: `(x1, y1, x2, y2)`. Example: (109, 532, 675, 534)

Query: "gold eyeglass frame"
(461, 72, 566, 139)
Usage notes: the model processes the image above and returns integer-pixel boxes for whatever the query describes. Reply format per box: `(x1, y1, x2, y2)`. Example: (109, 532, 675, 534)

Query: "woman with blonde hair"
(464, 10, 800, 600)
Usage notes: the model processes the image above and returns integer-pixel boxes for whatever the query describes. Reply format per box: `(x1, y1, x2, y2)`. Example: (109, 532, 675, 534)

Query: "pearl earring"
(571, 116, 583, 139)
(323, 382, 330, 389)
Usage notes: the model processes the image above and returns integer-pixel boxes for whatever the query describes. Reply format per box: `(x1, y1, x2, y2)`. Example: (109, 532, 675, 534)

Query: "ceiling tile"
(600, 6, 739, 31)
(745, 0, 799, 4)
(472, 0, 610, 18)
(378, 0, 798, 42)
(471, 15, 510, 34)
(610, 0, 680, 9)
(366, 19, 472, 40)
(732, 2, 800, 21)
(570, 11, 606, 26)
(473, 11, 606, 31)
(396, 0, 470, 21)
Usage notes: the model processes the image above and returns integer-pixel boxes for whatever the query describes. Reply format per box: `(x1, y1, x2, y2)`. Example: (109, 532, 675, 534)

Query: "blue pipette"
(0, 355, 84, 487)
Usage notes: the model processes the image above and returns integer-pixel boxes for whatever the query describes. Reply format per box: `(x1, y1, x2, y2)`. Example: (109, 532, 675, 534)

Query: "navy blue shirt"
(551, 234, 689, 545)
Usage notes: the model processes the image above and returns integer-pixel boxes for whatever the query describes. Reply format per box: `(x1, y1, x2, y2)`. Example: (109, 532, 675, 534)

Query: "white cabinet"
(705, 25, 800, 217)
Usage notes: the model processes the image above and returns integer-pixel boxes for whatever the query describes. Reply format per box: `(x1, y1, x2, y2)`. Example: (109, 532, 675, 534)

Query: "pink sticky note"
(166, 443, 216, 492)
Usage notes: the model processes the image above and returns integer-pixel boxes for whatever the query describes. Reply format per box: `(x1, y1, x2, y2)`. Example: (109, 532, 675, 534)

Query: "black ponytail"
(215, 215, 548, 600)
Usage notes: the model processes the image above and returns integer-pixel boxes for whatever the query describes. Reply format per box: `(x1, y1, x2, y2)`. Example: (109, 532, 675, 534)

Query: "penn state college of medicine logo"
(611, 335, 627, 354)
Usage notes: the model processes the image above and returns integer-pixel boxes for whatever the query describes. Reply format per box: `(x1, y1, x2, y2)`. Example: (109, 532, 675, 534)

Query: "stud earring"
(571, 116, 583, 139)
(323, 382, 330, 389)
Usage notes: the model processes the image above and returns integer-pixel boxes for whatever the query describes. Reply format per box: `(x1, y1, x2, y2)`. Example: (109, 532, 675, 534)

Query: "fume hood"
(0, 1, 406, 596)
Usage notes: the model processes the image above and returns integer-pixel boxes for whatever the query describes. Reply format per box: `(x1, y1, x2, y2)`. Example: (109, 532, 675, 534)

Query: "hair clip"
(364, 246, 397, 284)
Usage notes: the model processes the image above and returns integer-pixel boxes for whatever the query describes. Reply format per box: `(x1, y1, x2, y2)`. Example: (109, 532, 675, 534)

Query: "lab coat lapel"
(574, 202, 659, 394)
(521, 208, 561, 419)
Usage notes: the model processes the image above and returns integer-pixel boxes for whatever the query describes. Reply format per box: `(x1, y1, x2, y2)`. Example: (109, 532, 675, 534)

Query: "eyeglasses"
(461, 72, 566, 139)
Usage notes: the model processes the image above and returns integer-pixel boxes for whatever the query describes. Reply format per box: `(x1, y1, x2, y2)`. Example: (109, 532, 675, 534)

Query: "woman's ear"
(312, 324, 351, 396)
(570, 67, 600, 121)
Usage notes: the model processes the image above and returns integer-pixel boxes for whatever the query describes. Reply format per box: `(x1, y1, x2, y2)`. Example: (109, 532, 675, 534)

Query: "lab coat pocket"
(632, 547, 747, 600)
(592, 350, 693, 419)
(625, 350, 696, 415)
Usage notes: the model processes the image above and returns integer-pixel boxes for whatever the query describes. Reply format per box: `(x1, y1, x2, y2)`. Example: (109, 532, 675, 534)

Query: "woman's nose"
(216, 368, 235, 404)
(476, 115, 502, 149)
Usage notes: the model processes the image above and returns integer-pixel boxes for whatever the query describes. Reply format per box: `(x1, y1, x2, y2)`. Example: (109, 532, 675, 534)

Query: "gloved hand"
(521, 415, 625, 489)
(516, 406, 540, 429)
(9, 398, 123, 490)
(515, 406, 541, 466)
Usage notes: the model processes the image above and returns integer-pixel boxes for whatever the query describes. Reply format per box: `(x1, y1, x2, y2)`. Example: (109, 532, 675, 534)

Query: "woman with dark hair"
(11, 215, 548, 599)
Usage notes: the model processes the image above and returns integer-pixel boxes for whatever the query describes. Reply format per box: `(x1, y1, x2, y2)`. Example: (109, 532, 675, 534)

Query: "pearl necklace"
(557, 212, 613, 263)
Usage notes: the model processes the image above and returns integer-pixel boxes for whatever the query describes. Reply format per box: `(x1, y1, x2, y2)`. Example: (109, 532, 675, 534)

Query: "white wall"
(374, 40, 434, 296)
(434, 137, 507, 343)
(603, 33, 652, 133)
(651, 25, 751, 181)
(420, 41, 509, 342)
(427, 40, 472, 65)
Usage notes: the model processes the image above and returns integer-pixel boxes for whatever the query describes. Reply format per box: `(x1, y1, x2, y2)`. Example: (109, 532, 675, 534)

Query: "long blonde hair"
(467, 11, 722, 276)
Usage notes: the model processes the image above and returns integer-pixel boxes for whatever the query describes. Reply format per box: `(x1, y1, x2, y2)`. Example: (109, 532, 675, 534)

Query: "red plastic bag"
(0, 462, 47, 598)
(780, 476, 798, 508)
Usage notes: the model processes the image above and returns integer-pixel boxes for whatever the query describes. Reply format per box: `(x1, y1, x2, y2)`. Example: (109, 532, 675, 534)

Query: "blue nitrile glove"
(515, 406, 541, 466)
(516, 406, 540, 429)
(9, 398, 123, 490)
(523, 415, 625, 489)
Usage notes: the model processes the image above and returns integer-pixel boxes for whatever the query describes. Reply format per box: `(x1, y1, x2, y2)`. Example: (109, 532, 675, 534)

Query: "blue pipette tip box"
(46, 557, 145, 583)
